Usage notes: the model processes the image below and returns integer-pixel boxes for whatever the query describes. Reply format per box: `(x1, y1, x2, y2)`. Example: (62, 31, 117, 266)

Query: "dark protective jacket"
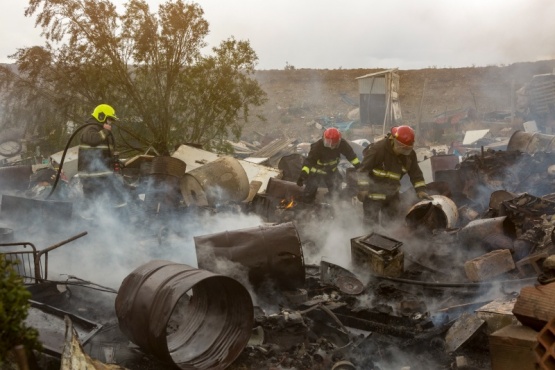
(300, 138, 360, 177)
(77, 117, 114, 177)
(358, 134, 426, 199)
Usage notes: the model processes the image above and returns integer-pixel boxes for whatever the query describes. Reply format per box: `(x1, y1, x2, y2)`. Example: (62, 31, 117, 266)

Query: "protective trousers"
(362, 193, 401, 227)
(301, 171, 342, 204)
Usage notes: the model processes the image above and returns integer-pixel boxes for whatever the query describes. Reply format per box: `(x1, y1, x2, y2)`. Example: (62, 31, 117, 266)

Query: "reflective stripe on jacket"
(301, 138, 360, 176)
(358, 134, 426, 198)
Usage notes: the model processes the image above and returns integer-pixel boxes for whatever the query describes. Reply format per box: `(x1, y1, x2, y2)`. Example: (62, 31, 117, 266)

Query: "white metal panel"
(523, 120, 540, 133)
(463, 129, 490, 145)
(50, 145, 79, 179)
(392, 101, 403, 122)
(172, 144, 219, 172)
(419, 158, 433, 184)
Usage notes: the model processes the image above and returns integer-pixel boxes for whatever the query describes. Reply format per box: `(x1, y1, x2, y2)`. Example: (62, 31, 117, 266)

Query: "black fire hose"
(374, 274, 538, 289)
(46, 123, 114, 200)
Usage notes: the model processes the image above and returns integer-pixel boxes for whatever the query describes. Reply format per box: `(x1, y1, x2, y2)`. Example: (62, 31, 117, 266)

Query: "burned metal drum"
(194, 221, 305, 290)
(507, 130, 555, 154)
(405, 195, 459, 231)
(115, 260, 253, 370)
(265, 177, 303, 200)
(180, 156, 249, 207)
(150, 156, 187, 177)
(143, 156, 186, 213)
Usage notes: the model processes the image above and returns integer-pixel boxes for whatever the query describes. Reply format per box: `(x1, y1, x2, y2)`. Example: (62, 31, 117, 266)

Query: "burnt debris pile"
(2, 133, 555, 370)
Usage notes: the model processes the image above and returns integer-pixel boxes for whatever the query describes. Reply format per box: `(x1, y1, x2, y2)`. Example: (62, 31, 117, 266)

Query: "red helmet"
(391, 125, 415, 146)
(323, 127, 341, 149)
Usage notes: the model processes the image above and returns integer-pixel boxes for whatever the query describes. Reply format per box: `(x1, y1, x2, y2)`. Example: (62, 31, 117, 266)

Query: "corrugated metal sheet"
(358, 76, 386, 94)
(356, 69, 400, 95)
(249, 137, 297, 159)
(355, 68, 398, 80)
(357, 69, 402, 125)
(529, 74, 555, 116)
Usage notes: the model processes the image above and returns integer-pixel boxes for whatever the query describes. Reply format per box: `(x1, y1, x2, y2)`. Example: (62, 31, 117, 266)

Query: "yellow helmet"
(92, 104, 118, 123)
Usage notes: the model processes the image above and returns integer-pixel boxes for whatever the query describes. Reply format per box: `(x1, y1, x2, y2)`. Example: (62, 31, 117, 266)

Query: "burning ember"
(279, 197, 297, 210)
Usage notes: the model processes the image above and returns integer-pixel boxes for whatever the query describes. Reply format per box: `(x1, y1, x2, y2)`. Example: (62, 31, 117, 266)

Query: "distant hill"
(245, 60, 555, 143)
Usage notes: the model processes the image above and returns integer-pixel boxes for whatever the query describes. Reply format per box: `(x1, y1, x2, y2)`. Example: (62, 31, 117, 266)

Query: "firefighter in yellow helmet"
(357, 125, 431, 226)
(77, 104, 125, 208)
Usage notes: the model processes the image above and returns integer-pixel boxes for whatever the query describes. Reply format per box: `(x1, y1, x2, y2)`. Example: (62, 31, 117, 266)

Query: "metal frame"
(0, 242, 43, 283)
(0, 231, 87, 284)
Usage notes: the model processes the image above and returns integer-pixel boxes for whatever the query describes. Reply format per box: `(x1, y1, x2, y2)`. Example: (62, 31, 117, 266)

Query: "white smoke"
(30, 199, 266, 290)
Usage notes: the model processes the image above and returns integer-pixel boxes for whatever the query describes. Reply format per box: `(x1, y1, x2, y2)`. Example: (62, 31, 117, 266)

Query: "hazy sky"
(1, 0, 554, 70)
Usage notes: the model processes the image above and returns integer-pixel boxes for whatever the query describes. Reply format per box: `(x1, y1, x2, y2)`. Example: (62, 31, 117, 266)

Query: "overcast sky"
(1, 0, 554, 70)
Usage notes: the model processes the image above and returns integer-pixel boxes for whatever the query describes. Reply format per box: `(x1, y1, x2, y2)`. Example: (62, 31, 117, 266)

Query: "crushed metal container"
(507, 130, 555, 154)
(180, 156, 250, 207)
(351, 232, 404, 277)
(194, 221, 305, 290)
(0, 194, 73, 227)
(405, 194, 459, 231)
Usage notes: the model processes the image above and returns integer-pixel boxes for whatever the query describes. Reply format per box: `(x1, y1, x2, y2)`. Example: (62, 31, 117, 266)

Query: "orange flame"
(279, 197, 297, 209)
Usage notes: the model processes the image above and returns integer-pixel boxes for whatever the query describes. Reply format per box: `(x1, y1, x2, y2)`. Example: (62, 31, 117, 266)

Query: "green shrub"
(0, 255, 41, 364)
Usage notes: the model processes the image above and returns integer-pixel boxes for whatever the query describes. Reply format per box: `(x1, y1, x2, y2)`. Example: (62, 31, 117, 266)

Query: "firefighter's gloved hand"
(296, 177, 304, 187)
(417, 191, 433, 200)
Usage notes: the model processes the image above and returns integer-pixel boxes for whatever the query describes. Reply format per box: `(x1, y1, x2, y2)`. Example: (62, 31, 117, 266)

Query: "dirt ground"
(243, 60, 555, 145)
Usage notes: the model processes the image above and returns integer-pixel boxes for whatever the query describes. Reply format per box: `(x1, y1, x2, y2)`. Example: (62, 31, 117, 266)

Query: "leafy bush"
(0, 255, 41, 364)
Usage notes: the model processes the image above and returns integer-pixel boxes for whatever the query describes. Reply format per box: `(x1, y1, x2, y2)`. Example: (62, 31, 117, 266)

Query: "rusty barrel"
(115, 260, 253, 370)
(180, 156, 250, 207)
(194, 221, 305, 290)
(507, 130, 555, 154)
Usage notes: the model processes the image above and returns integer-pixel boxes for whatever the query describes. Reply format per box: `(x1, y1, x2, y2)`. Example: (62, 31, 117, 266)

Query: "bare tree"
(0, 0, 266, 156)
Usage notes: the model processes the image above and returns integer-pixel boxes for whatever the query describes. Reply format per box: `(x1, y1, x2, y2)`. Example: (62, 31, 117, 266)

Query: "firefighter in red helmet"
(297, 127, 361, 203)
(357, 125, 431, 226)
